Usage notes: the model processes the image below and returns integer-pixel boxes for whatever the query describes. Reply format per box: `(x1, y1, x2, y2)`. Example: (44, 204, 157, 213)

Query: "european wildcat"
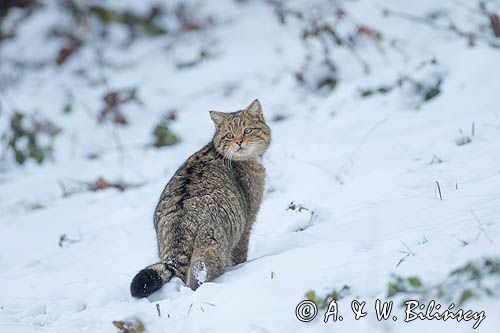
(130, 99, 271, 297)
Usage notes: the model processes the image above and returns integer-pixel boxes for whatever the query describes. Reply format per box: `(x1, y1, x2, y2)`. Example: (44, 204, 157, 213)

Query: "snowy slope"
(1, 0, 500, 332)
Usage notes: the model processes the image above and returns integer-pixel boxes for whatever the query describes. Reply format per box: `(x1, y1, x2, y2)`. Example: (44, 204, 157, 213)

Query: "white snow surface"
(1, 0, 500, 332)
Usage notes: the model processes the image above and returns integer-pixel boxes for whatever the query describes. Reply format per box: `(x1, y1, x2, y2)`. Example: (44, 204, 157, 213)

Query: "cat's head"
(210, 99, 271, 161)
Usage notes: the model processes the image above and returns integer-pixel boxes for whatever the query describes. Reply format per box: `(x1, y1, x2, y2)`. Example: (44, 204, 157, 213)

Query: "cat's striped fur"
(130, 100, 270, 297)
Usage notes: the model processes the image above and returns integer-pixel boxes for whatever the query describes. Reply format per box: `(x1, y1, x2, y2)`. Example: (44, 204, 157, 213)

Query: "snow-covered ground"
(1, 0, 499, 332)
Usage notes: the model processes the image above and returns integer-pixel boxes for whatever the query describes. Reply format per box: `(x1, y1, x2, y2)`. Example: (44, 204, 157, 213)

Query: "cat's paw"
(130, 268, 162, 298)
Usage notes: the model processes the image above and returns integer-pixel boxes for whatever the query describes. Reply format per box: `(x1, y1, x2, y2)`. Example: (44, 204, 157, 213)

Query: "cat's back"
(154, 143, 241, 223)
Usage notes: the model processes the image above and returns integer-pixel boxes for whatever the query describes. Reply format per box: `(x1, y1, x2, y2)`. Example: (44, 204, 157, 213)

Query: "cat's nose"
(235, 138, 243, 146)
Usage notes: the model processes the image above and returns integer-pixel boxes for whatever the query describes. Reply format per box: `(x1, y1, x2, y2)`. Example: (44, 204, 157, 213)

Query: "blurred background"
(1, 1, 500, 332)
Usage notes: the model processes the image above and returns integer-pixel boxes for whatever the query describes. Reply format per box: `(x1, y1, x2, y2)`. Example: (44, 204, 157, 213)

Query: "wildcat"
(130, 99, 271, 297)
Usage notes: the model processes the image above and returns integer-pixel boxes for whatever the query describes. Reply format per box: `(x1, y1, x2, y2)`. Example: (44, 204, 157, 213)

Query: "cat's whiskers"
(223, 148, 235, 169)
(223, 150, 229, 167)
(228, 149, 235, 169)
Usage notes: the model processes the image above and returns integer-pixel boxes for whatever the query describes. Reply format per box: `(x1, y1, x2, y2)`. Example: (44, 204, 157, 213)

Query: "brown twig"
(59, 177, 145, 197)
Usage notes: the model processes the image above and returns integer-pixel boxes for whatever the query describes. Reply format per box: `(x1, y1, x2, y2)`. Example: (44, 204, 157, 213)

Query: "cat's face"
(210, 99, 271, 161)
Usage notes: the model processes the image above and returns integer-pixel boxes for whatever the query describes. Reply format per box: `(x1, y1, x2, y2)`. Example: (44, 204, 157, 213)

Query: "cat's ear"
(244, 99, 263, 118)
(209, 111, 226, 126)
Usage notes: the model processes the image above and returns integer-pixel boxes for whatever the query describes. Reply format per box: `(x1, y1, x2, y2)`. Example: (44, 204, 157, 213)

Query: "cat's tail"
(130, 262, 174, 298)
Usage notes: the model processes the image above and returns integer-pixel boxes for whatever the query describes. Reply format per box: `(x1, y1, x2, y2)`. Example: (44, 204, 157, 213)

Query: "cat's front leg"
(230, 225, 252, 266)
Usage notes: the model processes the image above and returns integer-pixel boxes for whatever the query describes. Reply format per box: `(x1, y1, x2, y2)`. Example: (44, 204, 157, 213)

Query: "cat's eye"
(225, 133, 234, 139)
(244, 128, 253, 134)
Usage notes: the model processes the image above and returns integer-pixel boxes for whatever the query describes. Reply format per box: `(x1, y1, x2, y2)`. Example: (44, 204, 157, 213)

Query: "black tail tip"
(130, 268, 163, 298)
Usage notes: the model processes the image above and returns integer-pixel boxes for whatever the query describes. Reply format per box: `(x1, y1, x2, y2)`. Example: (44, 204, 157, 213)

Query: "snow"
(1, 0, 500, 332)
(193, 261, 207, 286)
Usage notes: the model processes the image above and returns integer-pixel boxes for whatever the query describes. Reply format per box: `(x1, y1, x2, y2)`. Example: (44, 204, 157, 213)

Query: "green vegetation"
(2, 112, 60, 165)
(112, 318, 145, 333)
(387, 257, 499, 306)
(359, 76, 442, 106)
(305, 285, 350, 309)
(153, 122, 179, 148)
